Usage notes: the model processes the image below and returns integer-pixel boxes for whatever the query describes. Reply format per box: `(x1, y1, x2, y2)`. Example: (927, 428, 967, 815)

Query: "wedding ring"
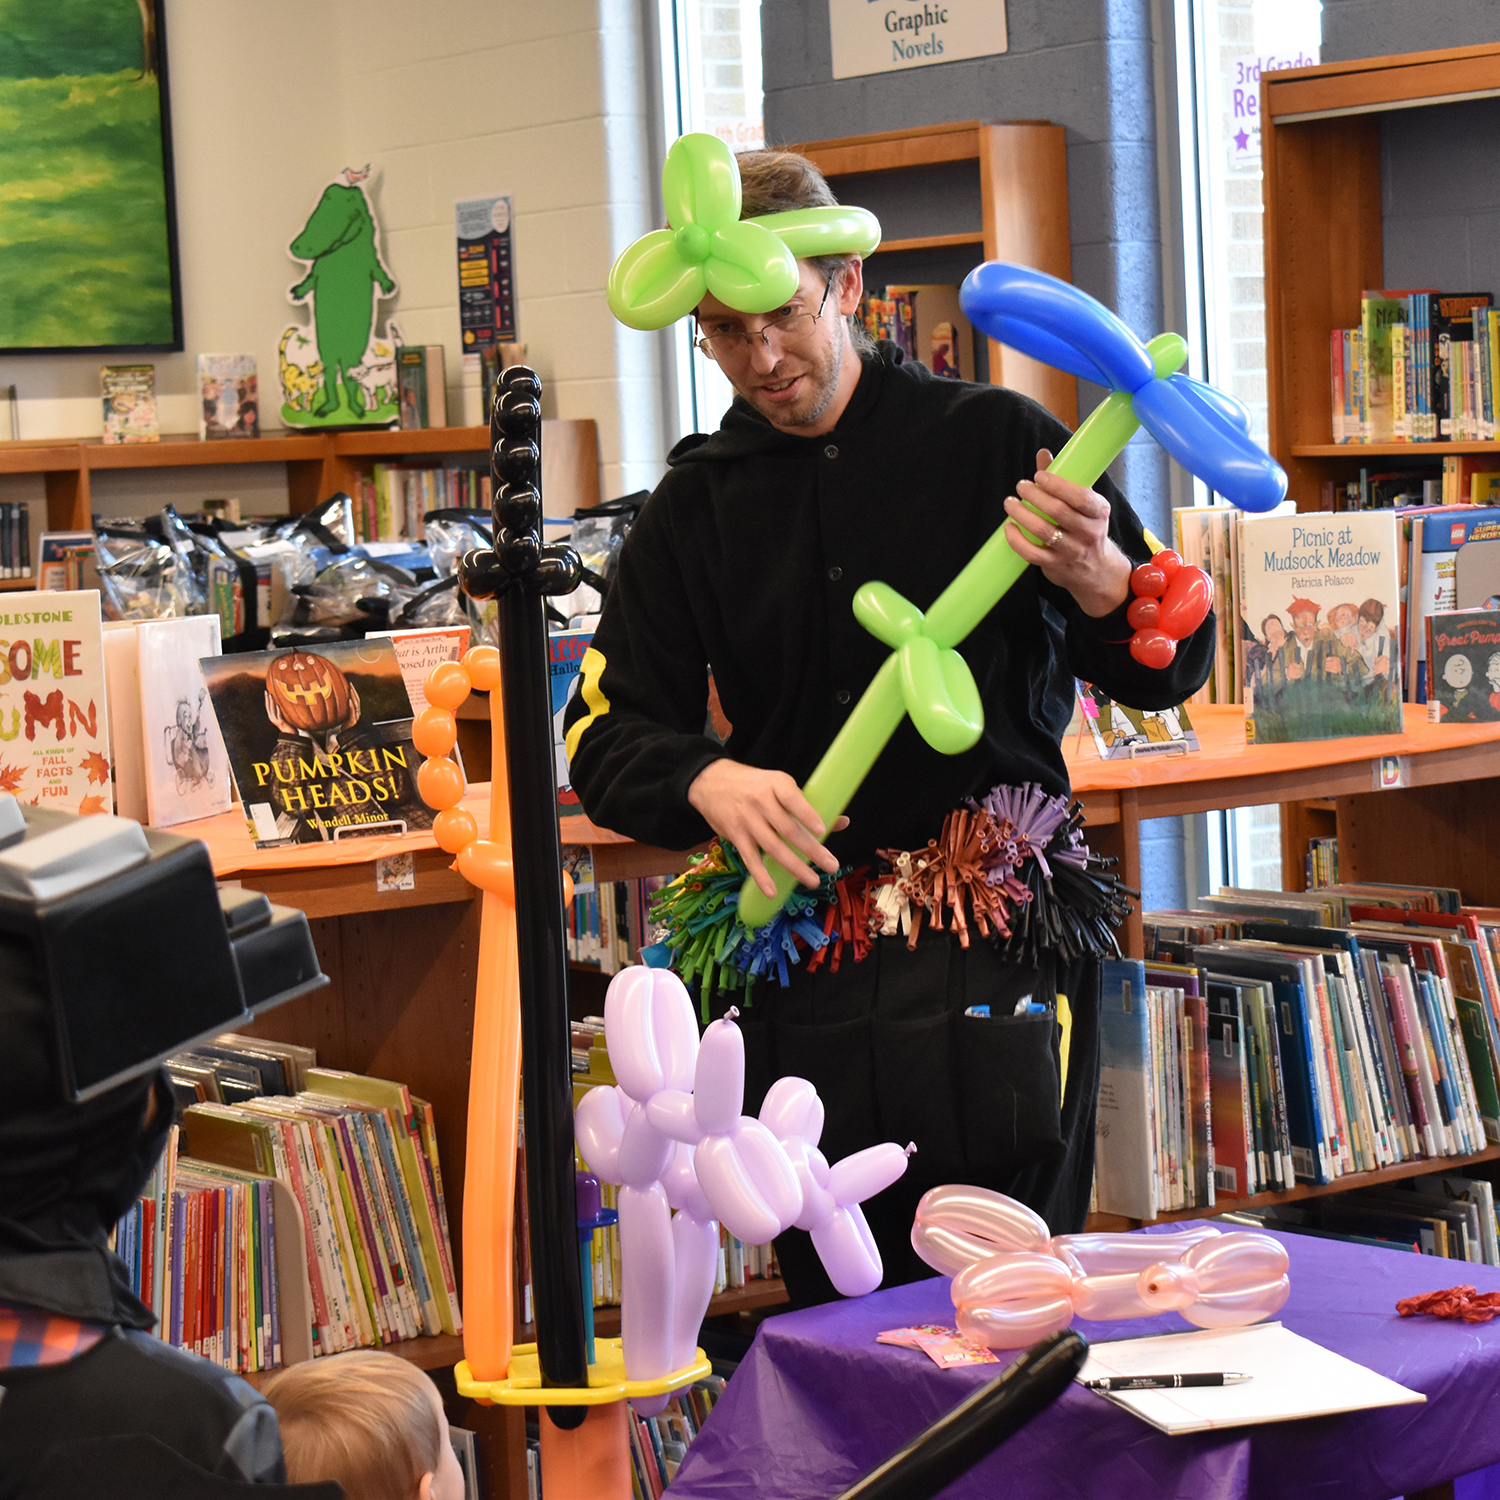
(1044, 526, 1063, 549)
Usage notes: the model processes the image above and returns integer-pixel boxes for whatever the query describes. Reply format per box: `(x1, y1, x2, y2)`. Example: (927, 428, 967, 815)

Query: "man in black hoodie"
(565, 150, 1213, 1304)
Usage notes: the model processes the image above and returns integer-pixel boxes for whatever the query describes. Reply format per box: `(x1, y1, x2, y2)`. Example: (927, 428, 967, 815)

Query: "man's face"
(696, 261, 859, 434)
(1331, 604, 1356, 633)
(1357, 615, 1377, 642)
(1291, 610, 1317, 644)
(1264, 618, 1286, 651)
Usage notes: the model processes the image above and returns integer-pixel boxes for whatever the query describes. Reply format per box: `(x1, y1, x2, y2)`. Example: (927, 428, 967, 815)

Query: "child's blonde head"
(265, 1350, 447, 1500)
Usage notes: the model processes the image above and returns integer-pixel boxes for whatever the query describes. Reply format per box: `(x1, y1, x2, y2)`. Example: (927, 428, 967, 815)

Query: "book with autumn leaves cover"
(198, 639, 434, 848)
(0, 589, 113, 814)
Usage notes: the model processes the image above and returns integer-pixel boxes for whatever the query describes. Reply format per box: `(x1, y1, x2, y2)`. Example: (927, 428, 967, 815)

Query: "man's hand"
(1003, 448, 1133, 618)
(687, 758, 845, 899)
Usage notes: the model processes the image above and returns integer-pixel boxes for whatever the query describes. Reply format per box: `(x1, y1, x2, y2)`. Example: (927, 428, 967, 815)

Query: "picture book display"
(1407, 506, 1500, 700)
(1426, 608, 1500, 723)
(197, 354, 260, 440)
(200, 639, 432, 847)
(551, 628, 592, 817)
(1077, 681, 1199, 758)
(137, 616, 233, 827)
(101, 363, 159, 443)
(1239, 512, 1402, 742)
(0, 590, 111, 814)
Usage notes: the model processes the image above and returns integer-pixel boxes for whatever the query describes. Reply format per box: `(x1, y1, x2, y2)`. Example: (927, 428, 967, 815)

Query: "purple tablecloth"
(671, 1226, 1500, 1500)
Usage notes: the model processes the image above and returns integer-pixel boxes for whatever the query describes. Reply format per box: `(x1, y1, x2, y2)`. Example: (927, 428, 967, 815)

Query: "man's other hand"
(687, 759, 846, 899)
(1003, 448, 1133, 618)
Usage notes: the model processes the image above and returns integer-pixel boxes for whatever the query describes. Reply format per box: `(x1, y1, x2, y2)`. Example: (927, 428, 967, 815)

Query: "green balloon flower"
(853, 582, 983, 756)
(607, 134, 883, 331)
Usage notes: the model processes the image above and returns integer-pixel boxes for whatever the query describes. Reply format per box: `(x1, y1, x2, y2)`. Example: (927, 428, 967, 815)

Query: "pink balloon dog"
(576, 970, 913, 1405)
(912, 1185, 1290, 1349)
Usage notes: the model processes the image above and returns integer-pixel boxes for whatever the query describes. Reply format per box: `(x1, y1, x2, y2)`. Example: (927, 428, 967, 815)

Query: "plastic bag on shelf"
(95, 523, 206, 620)
(268, 552, 424, 647)
(553, 491, 647, 625)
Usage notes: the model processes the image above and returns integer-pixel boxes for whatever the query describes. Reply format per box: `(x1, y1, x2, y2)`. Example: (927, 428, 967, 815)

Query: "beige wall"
(0, 0, 666, 512)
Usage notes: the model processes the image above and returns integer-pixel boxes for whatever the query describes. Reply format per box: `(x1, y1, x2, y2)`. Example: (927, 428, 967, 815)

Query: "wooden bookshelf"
(1088, 1144, 1500, 1233)
(592, 1278, 789, 1339)
(1261, 42, 1500, 508)
(789, 120, 1077, 425)
(0, 419, 599, 530)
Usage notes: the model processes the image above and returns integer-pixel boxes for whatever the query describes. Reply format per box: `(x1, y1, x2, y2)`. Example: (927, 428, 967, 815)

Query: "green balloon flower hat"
(606, 133, 881, 329)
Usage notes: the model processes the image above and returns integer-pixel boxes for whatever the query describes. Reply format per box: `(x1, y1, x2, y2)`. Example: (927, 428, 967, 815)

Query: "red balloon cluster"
(1125, 549, 1213, 669)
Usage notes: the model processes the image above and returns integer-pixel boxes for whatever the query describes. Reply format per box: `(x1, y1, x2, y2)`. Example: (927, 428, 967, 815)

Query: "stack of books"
(350, 464, 486, 544)
(115, 1040, 461, 1371)
(1332, 289, 1495, 444)
(113, 1123, 295, 1375)
(1223, 1172, 1500, 1261)
(1096, 881, 1500, 1218)
(628, 1377, 729, 1496)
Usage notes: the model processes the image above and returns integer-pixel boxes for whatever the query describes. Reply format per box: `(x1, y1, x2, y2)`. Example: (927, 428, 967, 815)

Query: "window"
(657, 0, 764, 437)
(1178, 0, 1322, 897)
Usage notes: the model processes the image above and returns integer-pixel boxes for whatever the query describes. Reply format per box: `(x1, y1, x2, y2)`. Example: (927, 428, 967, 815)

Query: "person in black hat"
(0, 943, 338, 1497)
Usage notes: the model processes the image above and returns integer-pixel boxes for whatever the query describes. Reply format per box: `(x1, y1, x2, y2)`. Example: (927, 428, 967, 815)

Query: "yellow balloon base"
(455, 1340, 712, 1406)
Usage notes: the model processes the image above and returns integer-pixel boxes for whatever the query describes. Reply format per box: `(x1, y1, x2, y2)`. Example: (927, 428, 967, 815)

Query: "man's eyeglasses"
(695, 278, 834, 360)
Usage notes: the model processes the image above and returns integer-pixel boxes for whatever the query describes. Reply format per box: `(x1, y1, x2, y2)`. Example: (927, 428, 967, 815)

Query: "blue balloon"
(1133, 376, 1288, 513)
(961, 262, 1155, 393)
(1174, 373, 1253, 436)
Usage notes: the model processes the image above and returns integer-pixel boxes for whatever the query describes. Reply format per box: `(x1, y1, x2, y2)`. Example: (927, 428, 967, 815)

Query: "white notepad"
(1077, 1322, 1426, 1434)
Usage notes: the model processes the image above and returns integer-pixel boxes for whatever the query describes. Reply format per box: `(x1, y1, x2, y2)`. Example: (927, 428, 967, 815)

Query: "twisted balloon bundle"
(912, 1185, 1290, 1350)
(606, 133, 880, 330)
(574, 968, 911, 1408)
(734, 264, 1289, 930)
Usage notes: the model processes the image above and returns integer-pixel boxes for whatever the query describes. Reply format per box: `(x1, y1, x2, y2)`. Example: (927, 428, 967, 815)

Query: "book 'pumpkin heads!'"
(264, 650, 359, 735)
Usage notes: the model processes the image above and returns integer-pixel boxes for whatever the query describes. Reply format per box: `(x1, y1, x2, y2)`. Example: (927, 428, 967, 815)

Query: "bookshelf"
(1260, 42, 1500, 508)
(0, 419, 600, 537)
(788, 121, 1078, 425)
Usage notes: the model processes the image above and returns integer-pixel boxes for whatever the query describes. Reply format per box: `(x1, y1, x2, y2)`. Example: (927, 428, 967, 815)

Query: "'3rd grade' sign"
(829, 0, 1008, 80)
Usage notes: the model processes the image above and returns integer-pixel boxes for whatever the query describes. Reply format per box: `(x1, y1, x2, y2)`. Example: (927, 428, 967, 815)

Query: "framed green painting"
(0, 0, 183, 352)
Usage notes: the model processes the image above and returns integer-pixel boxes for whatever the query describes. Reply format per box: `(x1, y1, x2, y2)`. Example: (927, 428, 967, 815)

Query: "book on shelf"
(1405, 506, 1500, 702)
(0, 501, 32, 579)
(1075, 680, 1199, 759)
(1227, 1170, 1500, 1262)
(116, 614, 234, 828)
(34, 531, 97, 592)
(627, 1376, 728, 1497)
(168, 1057, 461, 1362)
(0, 588, 111, 814)
(858, 284, 976, 380)
(1426, 607, 1500, 723)
(1239, 510, 1402, 741)
(396, 345, 448, 430)
(197, 353, 260, 440)
(1330, 291, 1500, 445)
(1114, 881, 1500, 1213)
(199, 639, 433, 848)
(352, 463, 484, 544)
(101, 363, 159, 444)
(551, 626, 592, 818)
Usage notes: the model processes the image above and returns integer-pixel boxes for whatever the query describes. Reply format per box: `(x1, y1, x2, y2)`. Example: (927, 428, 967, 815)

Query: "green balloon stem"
(735, 337, 1188, 930)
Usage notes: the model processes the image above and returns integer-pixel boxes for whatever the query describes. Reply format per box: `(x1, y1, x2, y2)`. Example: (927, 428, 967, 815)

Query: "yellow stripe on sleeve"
(563, 646, 612, 761)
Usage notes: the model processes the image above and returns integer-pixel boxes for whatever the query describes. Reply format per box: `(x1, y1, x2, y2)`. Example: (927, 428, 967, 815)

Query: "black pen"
(1082, 1372, 1251, 1391)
